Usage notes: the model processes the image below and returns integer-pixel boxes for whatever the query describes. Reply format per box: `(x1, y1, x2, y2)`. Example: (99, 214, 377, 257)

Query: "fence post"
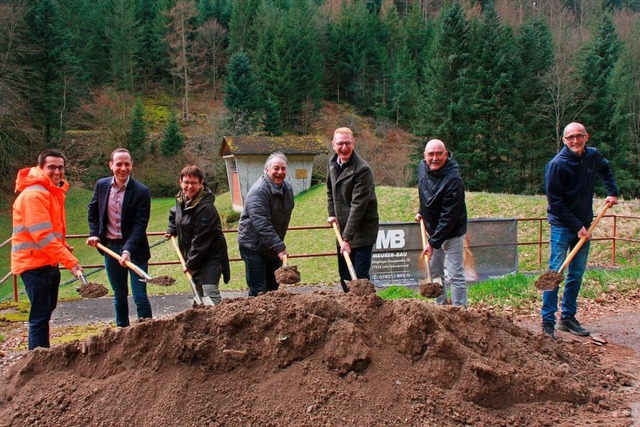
(612, 215, 617, 264)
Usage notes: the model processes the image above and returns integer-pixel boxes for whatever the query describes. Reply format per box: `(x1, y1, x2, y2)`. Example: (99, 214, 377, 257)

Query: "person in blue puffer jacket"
(542, 122, 619, 339)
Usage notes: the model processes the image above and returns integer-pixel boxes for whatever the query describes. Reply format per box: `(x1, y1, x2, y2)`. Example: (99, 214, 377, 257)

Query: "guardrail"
(3, 216, 640, 302)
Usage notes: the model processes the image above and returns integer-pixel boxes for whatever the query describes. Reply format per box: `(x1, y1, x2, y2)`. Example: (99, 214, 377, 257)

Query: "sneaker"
(542, 321, 556, 339)
(558, 317, 590, 336)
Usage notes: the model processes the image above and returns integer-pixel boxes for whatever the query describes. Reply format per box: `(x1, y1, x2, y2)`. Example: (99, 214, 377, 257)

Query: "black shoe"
(542, 321, 556, 339)
(558, 317, 590, 336)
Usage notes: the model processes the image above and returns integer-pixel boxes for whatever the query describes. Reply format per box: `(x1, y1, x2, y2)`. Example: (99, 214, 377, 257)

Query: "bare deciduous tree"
(166, 0, 197, 119)
(192, 19, 227, 99)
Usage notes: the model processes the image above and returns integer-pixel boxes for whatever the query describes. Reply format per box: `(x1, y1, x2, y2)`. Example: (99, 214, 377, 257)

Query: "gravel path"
(51, 283, 343, 326)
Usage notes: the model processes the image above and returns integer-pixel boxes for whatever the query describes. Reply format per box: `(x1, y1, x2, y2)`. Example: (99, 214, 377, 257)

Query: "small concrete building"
(220, 135, 328, 212)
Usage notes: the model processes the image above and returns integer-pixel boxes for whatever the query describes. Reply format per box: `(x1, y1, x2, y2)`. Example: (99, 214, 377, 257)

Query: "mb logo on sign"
(376, 229, 406, 249)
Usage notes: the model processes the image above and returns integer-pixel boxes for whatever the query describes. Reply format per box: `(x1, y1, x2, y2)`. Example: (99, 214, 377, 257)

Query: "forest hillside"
(1, 0, 640, 207)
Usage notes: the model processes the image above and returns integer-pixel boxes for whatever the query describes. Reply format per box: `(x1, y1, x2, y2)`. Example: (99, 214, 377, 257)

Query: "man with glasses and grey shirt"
(542, 122, 619, 339)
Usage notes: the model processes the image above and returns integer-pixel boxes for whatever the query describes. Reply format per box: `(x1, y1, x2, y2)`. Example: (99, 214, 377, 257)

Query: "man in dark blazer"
(87, 148, 152, 327)
(327, 127, 379, 292)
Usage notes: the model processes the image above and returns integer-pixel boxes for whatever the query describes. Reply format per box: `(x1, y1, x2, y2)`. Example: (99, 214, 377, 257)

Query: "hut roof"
(220, 135, 327, 157)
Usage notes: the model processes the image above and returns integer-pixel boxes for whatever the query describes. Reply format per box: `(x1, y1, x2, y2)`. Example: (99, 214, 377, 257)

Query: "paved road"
(51, 284, 342, 326)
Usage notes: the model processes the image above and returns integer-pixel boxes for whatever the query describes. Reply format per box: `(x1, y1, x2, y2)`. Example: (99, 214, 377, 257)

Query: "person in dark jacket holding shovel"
(238, 152, 294, 297)
(87, 148, 152, 327)
(416, 139, 468, 307)
(327, 127, 379, 292)
(166, 165, 230, 305)
(542, 122, 618, 339)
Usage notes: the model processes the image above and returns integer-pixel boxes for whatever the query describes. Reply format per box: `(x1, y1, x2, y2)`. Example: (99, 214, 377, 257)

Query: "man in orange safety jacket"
(11, 149, 83, 350)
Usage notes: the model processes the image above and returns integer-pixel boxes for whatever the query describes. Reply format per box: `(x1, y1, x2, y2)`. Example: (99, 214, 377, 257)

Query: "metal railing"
(3, 216, 640, 302)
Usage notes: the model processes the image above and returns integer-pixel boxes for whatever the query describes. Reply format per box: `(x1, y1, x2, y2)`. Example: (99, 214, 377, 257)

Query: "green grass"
(377, 286, 425, 300)
(2, 184, 640, 305)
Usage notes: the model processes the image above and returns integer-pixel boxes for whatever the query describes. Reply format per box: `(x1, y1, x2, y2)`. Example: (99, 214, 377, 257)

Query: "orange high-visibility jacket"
(11, 166, 79, 275)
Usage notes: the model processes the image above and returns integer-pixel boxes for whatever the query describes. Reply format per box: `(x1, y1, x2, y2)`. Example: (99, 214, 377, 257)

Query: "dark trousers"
(239, 246, 281, 297)
(337, 244, 374, 292)
(22, 265, 60, 350)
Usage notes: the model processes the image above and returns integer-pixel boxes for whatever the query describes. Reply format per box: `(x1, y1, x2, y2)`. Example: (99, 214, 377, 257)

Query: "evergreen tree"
(578, 15, 621, 160)
(224, 51, 263, 133)
(227, 0, 261, 54)
(128, 98, 147, 157)
(105, 0, 139, 92)
(137, 0, 169, 91)
(608, 24, 640, 197)
(516, 17, 556, 194)
(24, 0, 75, 144)
(413, 2, 472, 164)
(325, 1, 386, 113)
(161, 110, 184, 156)
(263, 99, 282, 136)
(465, 2, 524, 192)
(254, 0, 323, 130)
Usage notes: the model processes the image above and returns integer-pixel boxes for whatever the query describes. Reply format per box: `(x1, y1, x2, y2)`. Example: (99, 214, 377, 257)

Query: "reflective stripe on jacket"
(11, 166, 78, 275)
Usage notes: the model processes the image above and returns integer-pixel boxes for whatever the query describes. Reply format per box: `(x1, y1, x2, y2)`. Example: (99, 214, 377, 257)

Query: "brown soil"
(145, 275, 177, 286)
(274, 265, 301, 285)
(347, 278, 376, 296)
(1, 290, 637, 426)
(419, 281, 444, 298)
(535, 270, 564, 291)
(75, 282, 109, 298)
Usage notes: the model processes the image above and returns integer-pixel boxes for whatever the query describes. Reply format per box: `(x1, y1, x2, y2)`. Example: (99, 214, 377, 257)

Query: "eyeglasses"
(333, 141, 353, 147)
(564, 134, 586, 141)
(181, 180, 201, 187)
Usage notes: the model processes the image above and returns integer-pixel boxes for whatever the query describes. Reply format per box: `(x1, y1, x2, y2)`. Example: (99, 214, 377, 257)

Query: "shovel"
(331, 222, 357, 280)
(417, 219, 443, 298)
(534, 202, 611, 291)
(96, 242, 154, 282)
(170, 236, 214, 306)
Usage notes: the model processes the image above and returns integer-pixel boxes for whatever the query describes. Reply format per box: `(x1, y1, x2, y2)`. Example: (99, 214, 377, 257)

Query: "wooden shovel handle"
(419, 219, 432, 282)
(96, 242, 152, 280)
(282, 254, 288, 268)
(557, 202, 611, 274)
(331, 222, 358, 280)
(170, 236, 204, 305)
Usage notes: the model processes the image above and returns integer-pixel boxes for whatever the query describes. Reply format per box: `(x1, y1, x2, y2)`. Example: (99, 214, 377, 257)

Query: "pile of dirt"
(76, 282, 109, 298)
(0, 290, 634, 426)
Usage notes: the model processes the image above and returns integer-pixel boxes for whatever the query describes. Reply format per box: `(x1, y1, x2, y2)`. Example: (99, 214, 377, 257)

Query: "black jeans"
(22, 265, 60, 350)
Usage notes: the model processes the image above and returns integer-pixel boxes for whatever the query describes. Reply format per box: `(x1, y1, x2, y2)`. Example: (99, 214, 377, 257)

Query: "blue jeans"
(239, 246, 281, 297)
(22, 265, 60, 350)
(430, 235, 467, 307)
(541, 225, 590, 324)
(337, 244, 374, 292)
(104, 242, 152, 327)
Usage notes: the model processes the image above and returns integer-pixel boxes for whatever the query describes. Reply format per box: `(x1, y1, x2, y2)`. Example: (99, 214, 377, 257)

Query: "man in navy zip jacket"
(416, 139, 468, 307)
(542, 122, 618, 339)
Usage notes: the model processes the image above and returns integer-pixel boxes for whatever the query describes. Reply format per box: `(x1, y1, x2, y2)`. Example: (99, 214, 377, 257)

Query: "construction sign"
(371, 219, 518, 287)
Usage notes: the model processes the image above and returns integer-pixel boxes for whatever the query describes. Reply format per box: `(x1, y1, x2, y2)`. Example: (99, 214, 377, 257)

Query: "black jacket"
(167, 186, 230, 284)
(418, 155, 467, 249)
(238, 175, 294, 258)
